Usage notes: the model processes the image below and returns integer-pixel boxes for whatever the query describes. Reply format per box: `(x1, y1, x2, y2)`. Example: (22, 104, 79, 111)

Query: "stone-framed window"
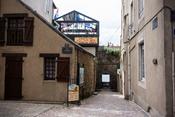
(152, 17, 158, 30)
(44, 57, 56, 80)
(139, 42, 145, 81)
(40, 54, 59, 80)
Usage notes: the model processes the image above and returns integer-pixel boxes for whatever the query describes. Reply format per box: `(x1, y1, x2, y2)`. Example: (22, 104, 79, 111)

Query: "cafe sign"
(75, 37, 98, 44)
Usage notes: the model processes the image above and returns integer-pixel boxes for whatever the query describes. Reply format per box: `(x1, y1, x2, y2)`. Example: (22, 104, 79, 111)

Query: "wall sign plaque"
(62, 43, 73, 54)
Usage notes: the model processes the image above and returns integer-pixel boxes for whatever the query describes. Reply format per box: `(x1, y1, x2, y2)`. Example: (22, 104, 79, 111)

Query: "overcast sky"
(53, 0, 121, 46)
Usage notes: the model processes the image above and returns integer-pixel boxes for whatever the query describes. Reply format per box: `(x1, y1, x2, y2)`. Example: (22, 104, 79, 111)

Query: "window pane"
(138, 0, 144, 18)
(44, 57, 56, 80)
(139, 43, 145, 80)
(7, 18, 24, 45)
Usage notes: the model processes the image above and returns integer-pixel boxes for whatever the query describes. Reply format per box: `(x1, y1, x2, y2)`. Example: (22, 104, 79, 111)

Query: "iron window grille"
(0, 14, 34, 46)
(7, 17, 24, 45)
(44, 57, 56, 80)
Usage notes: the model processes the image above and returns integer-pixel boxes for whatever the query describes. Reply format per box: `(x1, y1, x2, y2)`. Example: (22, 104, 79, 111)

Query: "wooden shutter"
(24, 17, 34, 46)
(57, 57, 70, 82)
(0, 18, 6, 46)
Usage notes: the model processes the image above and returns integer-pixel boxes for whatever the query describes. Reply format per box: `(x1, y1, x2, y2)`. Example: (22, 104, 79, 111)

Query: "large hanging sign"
(60, 22, 98, 35)
(75, 37, 98, 44)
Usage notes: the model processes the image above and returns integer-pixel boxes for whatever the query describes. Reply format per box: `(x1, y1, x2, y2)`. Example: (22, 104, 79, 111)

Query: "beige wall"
(121, 0, 129, 98)
(78, 50, 95, 97)
(0, 0, 94, 102)
(128, 12, 166, 115)
(121, 0, 175, 116)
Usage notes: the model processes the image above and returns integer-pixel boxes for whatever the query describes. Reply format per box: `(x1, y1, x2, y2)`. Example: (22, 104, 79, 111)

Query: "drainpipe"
(77, 49, 81, 105)
(171, 10, 175, 117)
(164, 6, 175, 116)
(165, 6, 175, 116)
(127, 45, 131, 99)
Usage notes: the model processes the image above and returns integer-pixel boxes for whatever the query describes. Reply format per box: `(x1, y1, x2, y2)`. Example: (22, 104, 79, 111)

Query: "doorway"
(101, 74, 110, 88)
(5, 56, 23, 100)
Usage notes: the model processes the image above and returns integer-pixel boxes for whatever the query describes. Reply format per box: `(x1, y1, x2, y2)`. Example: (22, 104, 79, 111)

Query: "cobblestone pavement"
(0, 89, 149, 117)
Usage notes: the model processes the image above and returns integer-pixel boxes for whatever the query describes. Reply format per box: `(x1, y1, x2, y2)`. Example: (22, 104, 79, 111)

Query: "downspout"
(171, 10, 175, 117)
(164, 6, 174, 116)
(76, 48, 81, 105)
(94, 57, 96, 92)
(127, 45, 131, 99)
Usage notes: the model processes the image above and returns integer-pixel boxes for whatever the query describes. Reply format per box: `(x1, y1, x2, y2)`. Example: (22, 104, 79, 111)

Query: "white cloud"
(53, 0, 121, 46)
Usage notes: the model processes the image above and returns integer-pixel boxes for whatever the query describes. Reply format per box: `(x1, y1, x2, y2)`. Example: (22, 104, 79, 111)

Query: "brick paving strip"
(0, 89, 150, 117)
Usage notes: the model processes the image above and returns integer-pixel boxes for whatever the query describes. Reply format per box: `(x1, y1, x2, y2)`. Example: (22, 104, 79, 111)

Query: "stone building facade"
(0, 0, 95, 102)
(121, 0, 175, 116)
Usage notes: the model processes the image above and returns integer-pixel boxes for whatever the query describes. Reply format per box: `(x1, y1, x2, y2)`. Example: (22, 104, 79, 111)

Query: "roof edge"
(55, 10, 99, 22)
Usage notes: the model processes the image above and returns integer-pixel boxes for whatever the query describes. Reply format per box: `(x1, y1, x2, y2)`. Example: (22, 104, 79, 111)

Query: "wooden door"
(5, 56, 23, 100)
(57, 57, 70, 82)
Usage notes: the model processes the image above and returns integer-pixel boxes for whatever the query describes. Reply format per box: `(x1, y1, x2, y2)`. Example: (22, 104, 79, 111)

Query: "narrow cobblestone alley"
(0, 89, 149, 117)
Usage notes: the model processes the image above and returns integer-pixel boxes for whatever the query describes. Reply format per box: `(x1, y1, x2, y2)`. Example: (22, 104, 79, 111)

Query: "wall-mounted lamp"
(152, 58, 158, 65)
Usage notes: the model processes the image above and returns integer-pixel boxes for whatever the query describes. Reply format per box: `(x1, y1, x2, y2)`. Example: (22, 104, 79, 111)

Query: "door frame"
(2, 53, 27, 100)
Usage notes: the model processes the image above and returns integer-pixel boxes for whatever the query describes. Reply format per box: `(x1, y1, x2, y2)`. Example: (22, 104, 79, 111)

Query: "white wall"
(21, 0, 53, 23)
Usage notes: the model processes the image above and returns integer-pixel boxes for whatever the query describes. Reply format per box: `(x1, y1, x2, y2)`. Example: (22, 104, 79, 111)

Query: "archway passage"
(96, 71, 118, 91)
(96, 46, 120, 92)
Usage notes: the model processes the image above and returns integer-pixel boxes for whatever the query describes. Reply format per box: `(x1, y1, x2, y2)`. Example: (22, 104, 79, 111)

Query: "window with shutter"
(40, 53, 59, 80)
(2, 14, 34, 46)
(7, 17, 24, 45)
(24, 17, 34, 46)
(0, 18, 6, 46)
(44, 57, 56, 80)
